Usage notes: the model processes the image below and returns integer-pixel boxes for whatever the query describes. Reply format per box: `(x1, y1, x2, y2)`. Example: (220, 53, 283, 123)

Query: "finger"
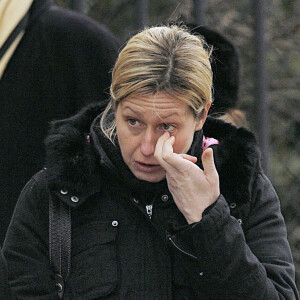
(161, 136, 193, 172)
(179, 154, 197, 163)
(154, 132, 171, 166)
(161, 135, 175, 159)
(201, 148, 217, 177)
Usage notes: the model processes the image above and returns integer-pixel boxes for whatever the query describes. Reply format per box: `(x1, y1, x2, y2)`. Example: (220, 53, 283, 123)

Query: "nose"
(140, 128, 158, 157)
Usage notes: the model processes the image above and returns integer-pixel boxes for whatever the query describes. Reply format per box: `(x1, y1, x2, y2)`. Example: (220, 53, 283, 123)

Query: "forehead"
(119, 92, 191, 119)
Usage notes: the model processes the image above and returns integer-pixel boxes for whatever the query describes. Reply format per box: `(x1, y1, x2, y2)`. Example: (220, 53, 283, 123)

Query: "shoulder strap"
(0, 10, 30, 61)
(49, 193, 71, 299)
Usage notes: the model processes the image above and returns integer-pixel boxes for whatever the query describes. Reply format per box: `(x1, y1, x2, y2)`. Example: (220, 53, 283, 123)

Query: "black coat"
(0, 0, 120, 244)
(0, 248, 13, 299)
(3, 104, 298, 299)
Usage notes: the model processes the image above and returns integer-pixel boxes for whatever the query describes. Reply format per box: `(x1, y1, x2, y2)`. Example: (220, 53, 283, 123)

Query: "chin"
(134, 171, 165, 183)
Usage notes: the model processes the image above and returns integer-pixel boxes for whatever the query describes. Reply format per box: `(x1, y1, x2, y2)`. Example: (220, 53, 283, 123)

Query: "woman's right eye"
(127, 118, 140, 127)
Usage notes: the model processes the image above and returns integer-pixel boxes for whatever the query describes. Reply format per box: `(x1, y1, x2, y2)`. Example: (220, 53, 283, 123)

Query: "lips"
(135, 161, 161, 172)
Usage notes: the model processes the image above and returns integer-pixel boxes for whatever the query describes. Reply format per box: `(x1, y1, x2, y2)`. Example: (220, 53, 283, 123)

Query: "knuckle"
(178, 165, 190, 174)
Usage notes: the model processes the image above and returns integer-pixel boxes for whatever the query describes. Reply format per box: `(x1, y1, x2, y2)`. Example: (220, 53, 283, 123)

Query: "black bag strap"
(0, 10, 30, 61)
(49, 193, 71, 299)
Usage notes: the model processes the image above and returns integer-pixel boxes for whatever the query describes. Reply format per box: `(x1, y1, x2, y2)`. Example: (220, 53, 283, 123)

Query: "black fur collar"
(45, 103, 261, 205)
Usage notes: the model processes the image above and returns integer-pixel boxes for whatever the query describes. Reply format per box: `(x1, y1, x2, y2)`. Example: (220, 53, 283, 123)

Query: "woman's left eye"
(160, 123, 176, 132)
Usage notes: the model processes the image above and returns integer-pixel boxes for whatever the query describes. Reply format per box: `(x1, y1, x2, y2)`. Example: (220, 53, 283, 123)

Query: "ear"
(195, 103, 211, 131)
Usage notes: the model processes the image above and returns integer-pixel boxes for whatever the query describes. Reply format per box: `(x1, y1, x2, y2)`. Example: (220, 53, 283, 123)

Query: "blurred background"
(56, 0, 300, 287)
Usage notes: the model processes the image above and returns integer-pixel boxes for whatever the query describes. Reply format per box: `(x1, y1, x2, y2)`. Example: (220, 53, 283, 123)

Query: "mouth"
(135, 161, 161, 173)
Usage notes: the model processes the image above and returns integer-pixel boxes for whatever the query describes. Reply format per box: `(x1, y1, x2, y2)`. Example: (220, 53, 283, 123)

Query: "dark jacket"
(0, 248, 13, 299)
(0, 0, 120, 245)
(3, 103, 298, 299)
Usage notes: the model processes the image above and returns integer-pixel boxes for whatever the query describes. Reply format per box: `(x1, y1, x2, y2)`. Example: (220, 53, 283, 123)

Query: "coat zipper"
(131, 196, 172, 298)
(133, 197, 197, 260)
(169, 237, 197, 260)
(145, 196, 157, 219)
(133, 197, 155, 219)
(145, 204, 153, 219)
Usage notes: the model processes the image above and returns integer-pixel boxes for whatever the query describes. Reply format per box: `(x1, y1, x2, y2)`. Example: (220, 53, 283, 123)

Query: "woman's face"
(115, 92, 208, 182)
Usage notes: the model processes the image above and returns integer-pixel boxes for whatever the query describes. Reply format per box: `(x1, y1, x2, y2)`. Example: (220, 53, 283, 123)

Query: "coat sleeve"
(168, 173, 299, 299)
(3, 171, 59, 300)
(0, 247, 14, 299)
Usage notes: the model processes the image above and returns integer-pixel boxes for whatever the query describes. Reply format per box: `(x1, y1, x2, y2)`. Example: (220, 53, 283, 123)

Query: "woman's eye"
(160, 123, 176, 132)
(127, 118, 140, 127)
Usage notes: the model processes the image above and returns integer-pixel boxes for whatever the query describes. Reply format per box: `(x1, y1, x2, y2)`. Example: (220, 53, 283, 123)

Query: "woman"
(3, 25, 298, 299)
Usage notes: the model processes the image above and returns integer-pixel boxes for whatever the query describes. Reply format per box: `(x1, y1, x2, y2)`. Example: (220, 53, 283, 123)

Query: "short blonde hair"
(100, 25, 213, 142)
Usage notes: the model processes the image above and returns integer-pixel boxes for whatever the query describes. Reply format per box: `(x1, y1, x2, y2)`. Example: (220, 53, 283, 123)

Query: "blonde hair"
(100, 25, 213, 142)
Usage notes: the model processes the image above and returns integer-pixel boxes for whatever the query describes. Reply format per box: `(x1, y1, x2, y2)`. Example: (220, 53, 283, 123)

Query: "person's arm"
(155, 132, 298, 299)
(169, 176, 298, 299)
(0, 247, 14, 299)
(3, 170, 58, 300)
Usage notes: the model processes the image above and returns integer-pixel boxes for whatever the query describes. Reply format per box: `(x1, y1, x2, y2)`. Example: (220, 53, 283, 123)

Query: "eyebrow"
(123, 106, 180, 119)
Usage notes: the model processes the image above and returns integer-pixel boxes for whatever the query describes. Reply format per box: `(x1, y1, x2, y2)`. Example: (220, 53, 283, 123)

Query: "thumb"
(201, 148, 217, 177)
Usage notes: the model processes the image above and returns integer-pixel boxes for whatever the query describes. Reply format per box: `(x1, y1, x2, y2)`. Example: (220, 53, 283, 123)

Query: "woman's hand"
(154, 132, 220, 224)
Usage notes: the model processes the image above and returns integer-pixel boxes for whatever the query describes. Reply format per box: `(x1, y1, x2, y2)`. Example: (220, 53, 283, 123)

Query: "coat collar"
(45, 103, 261, 207)
(203, 117, 261, 205)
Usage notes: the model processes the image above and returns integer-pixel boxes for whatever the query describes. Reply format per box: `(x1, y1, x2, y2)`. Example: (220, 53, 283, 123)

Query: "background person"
(186, 23, 248, 128)
(3, 25, 298, 299)
(186, 23, 240, 115)
(0, 0, 120, 245)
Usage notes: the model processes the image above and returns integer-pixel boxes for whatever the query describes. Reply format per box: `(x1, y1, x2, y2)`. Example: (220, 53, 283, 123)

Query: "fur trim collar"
(45, 103, 261, 205)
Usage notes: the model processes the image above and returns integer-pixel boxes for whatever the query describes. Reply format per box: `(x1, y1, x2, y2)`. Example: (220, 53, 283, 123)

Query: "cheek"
(173, 132, 194, 154)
